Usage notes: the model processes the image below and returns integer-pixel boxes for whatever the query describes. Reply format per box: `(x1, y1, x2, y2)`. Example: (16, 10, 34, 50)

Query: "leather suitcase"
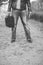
(5, 15, 14, 28)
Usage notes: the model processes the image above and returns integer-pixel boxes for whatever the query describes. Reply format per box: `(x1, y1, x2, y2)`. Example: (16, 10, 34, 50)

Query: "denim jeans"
(11, 9, 31, 41)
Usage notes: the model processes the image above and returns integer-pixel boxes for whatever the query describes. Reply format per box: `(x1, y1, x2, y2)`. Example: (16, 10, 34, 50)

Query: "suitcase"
(5, 15, 14, 28)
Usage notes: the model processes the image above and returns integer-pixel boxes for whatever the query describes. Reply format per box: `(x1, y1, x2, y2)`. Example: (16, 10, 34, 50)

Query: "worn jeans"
(11, 9, 31, 41)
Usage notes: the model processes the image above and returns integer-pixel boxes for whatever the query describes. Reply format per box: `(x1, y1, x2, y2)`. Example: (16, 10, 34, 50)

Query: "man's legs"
(20, 11, 32, 43)
(11, 10, 19, 42)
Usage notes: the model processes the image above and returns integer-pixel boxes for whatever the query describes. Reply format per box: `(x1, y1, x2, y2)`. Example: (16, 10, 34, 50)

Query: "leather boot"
(11, 27, 16, 43)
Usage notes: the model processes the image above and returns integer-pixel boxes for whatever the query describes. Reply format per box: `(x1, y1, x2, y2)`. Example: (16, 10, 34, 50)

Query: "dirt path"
(0, 4, 43, 65)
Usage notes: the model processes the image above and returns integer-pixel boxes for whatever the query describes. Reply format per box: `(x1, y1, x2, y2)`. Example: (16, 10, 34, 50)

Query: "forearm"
(27, 0, 31, 12)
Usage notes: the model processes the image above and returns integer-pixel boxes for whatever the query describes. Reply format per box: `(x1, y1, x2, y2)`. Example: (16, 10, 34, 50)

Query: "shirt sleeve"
(8, 0, 12, 12)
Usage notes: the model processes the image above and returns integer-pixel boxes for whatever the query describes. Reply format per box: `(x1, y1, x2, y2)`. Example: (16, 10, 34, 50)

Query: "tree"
(0, 0, 8, 2)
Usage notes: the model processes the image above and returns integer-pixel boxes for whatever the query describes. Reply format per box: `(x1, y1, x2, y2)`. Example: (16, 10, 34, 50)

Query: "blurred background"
(0, 0, 43, 22)
(0, 0, 43, 13)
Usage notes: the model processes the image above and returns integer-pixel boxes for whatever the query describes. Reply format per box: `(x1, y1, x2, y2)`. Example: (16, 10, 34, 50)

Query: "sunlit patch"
(1, 4, 8, 11)
(30, 0, 37, 2)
